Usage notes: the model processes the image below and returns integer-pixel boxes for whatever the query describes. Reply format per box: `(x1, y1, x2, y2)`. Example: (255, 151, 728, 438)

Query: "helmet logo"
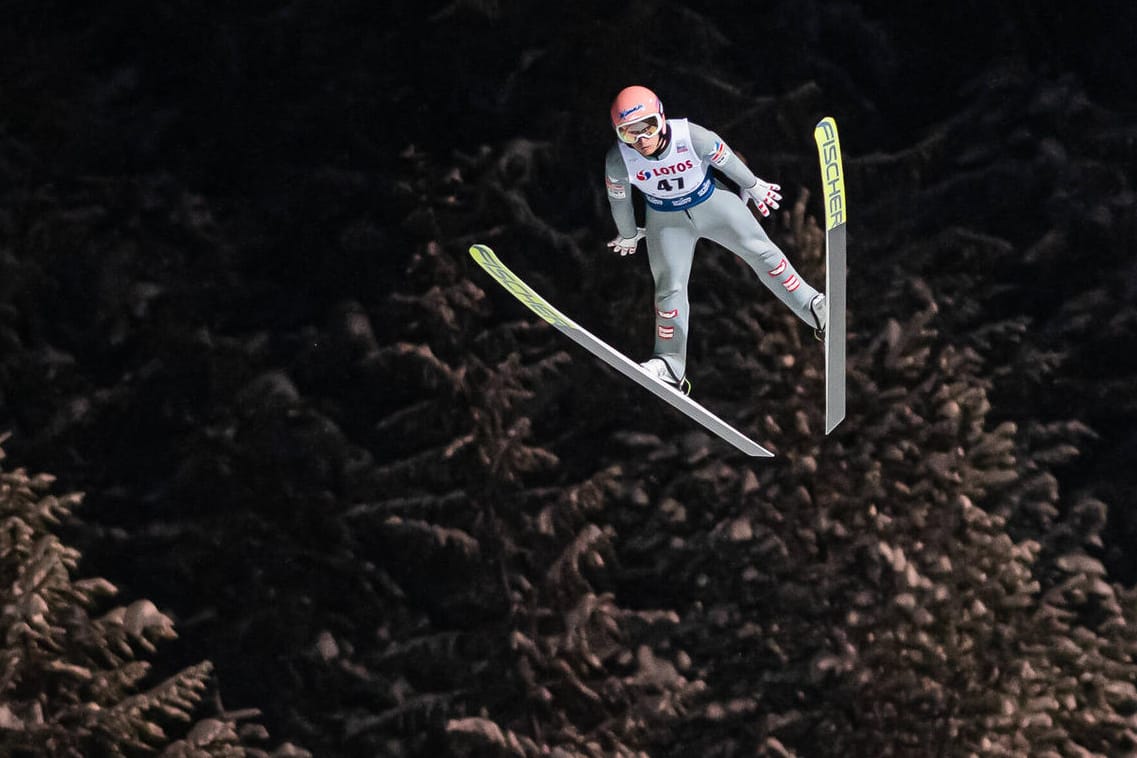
(618, 104, 644, 120)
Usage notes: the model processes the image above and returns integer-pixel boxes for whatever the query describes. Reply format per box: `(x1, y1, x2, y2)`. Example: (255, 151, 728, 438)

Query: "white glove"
(607, 227, 646, 256)
(739, 178, 782, 217)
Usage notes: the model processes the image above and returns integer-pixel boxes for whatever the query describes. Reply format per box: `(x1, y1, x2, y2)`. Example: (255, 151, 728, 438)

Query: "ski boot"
(640, 357, 692, 395)
(810, 293, 828, 342)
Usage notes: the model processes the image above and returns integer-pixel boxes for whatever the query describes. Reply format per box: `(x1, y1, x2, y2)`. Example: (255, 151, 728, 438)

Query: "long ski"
(469, 244, 775, 458)
(814, 117, 847, 434)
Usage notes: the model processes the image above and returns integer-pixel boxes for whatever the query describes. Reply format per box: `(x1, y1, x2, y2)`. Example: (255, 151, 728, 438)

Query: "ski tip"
(469, 243, 504, 269)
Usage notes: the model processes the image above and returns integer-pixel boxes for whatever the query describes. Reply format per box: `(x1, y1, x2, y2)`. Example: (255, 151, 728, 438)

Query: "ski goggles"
(616, 114, 663, 143)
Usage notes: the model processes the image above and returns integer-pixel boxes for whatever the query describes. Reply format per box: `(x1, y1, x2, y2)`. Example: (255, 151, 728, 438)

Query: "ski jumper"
(605, 119, 820, 380)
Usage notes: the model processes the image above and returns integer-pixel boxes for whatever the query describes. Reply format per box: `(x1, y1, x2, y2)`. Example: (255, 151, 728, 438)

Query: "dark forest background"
(3, 1, 1137, 756)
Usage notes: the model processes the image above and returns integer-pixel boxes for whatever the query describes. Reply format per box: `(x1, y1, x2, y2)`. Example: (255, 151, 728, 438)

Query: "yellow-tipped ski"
(813, 117, 847, 434)
(468, 243, 774, 457)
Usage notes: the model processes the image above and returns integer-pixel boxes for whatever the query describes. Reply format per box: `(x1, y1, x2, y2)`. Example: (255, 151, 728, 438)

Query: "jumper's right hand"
(607, 227, 646, 256)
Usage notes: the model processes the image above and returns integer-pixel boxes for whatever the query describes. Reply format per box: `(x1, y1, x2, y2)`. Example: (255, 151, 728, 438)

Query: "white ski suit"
(605, 118, 820, 380)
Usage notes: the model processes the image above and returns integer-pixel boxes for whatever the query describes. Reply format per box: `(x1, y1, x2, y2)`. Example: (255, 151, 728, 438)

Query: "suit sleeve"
(689, 122, 760, 190)
(604, 145, 639, 239)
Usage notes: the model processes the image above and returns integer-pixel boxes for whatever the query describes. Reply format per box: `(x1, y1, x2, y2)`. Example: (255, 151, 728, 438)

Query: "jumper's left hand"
(739, 179, 782, 217)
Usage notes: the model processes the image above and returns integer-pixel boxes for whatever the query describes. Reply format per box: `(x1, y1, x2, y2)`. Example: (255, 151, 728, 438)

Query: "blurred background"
(2, 2, 1136, 756)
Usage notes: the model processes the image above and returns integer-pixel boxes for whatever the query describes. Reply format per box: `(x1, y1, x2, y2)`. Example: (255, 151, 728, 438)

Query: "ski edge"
(468, 244, 775, 458)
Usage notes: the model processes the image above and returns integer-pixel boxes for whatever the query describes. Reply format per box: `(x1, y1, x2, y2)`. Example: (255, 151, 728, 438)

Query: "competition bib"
(618, 119, 715, 211)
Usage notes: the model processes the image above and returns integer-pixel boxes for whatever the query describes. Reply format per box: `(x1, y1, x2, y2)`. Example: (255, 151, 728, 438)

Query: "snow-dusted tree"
(0, 439, 306, 757)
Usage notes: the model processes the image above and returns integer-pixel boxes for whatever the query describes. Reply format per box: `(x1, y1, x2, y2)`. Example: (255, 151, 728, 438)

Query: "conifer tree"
(0, 438, 305, 757)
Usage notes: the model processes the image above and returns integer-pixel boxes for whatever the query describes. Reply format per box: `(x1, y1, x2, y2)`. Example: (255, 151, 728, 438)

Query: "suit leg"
(645, 211, 698, 379)
(701, 191, 820, 325)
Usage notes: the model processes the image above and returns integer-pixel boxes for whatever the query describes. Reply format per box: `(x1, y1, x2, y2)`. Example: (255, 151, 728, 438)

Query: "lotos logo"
(618, 104, 644, 120)
(635, 159, 694, 182)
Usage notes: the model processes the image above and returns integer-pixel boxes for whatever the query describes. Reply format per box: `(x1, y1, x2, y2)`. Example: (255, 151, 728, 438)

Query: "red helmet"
(610, 85, 665, 144)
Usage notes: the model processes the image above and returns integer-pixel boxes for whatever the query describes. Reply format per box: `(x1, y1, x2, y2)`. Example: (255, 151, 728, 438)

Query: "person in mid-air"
(604, 85, 826, 392)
